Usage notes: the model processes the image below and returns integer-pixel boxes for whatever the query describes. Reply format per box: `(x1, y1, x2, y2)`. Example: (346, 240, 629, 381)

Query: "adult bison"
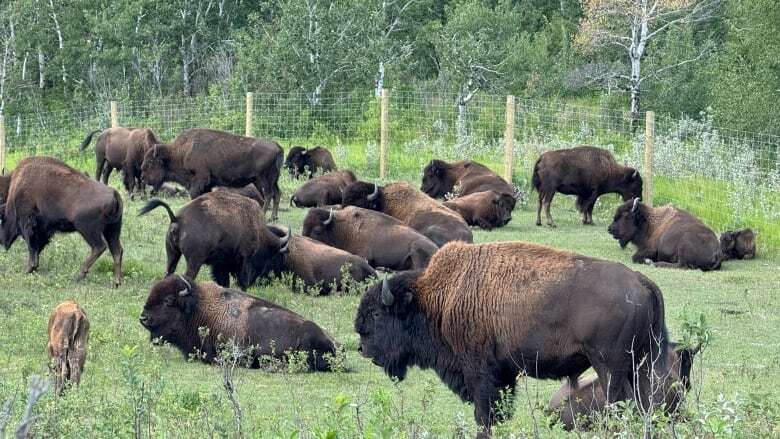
(302, 206, 438, 271)
(140, 128, 284, 219)
(720, 228, 756, 260)
(532, 146, 642, 227)
(443, 190, 514, 230)
(285, 145, 337, 178)
(291, 170, 356, 208)
(80, 127, 161, 195)
(138, 191, 288, 288)
(48, 300, 90, 396)
(139, 275, 339, 371)
(341, 181, 472, 246)
(421, 159, 515, 199)
(0, 157, 124, 287)
(608, 198, 722, 271)
(355, 241, 675, 438)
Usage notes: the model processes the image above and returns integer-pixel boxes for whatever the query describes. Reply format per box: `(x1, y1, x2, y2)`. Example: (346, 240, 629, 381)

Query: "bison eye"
(372, 309, 382, 320)
(163, 296, 175, 307)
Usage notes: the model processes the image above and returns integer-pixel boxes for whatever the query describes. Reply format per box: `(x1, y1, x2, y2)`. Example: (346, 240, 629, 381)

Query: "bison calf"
(720, 228, 756, 260)
(291, 170, 356, 208)
(48, 300, 89, 395)
(443, 190, 514, 230)
(285, 145, 337, 178)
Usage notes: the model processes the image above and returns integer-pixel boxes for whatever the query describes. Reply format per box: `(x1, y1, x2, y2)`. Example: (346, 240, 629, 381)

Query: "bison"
(720, 228, 756, 260)
(213, 184, 266, 208)
(608, 198, 722, 271)
(138, 191, 288, 288)
(302, 206, 438, 271)
(0, 157, 124, 287)
(291, 170, 356, 208)
(140, 128, 284, 219)
(48, 300, 90, 395)
(532, 146, 643, 227)
(284, 145, 337, 178)
(341, 181, 472, 246)
(443, 190, 514, 230)
(421, 160, 515, 198)
(355, 240, 676, 438)
(80, 127, 161, 195)
(139, 275, 339, 371)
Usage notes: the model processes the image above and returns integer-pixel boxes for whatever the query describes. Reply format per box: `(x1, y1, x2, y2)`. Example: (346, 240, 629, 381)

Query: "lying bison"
(608, 198, 722, 271)
(141, 128, 283, 219)
(80, 127, 161, 195)
(356, 240, 675, 438)
(291, 170, 356, 208)
(139, 275, 338, 371)
(303, 207, 438, 271)
(48, 300, 90, 396)
(139, 191, 288, 288)
(421, 159, 515, 197)
(532, 146, 643, 227)
(341, 181, 472, 246)
(443, 190, 514, 230)
(720, 228, 756, 260)
(0, 157, 124, 287)
(285, 145, 337, 178)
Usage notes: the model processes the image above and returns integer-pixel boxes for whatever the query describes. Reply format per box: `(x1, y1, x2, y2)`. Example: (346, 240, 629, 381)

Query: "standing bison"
(48, 300, 90, 395)
(608, 198, 722, 271)
(720, 228, 756, 260)
(285, 145, 337, 178)
(532, 146, 643, 227)
(341, 181, 472, 246)
(443, 190, 514, 230)
(0, 157, 124, 287)
(80, 127, 161, 195)
(139, 275, 339, 371)
(140, 128, 284, 219)
(355, 241, 676, 437)
(291, 170, 356, 208)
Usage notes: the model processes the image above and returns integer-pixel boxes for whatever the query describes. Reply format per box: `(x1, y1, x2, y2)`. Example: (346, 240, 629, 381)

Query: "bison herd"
(1, 126, 760, 437)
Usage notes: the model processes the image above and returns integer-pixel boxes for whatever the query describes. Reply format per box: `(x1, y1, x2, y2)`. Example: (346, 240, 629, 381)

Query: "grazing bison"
(0, 157, 124, 287)
(355, 241, 675, 438)
(285, 145, 337, 178)
(608, 198, 722, 271)
(213, 184, 266, 208)
(80, 127, 161, 195)
(138, 191, 288, 288)
(720, 228, 756, 260)
(549, 342, 700, 430)
(48, 300, 90, 395)
(291, 170, 356, 208)
(139, 275, 338, 371)
(302, 206, 438, 271)
(341, 181, 472, 246)
(443, 190, 514, 230)
(532, 146, 643, 227)
(140, 128, 284, 219)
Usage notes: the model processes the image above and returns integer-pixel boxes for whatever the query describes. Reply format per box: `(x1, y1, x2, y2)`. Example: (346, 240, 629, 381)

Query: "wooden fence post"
(110, 101, 118, 128)
(504, 95, 515, 183)
(245, 92, 254, 137)
(643, 111, 655, 206)
(379, 88, 389, 180)
(0, 115, 5, 173)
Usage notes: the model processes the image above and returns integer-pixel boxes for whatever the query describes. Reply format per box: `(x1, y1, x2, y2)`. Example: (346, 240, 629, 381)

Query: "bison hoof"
(25, 266, 37, 274)
(74, 273, 87, 283)
(643, 258, 655, 267)
(535, 220, 542, 226)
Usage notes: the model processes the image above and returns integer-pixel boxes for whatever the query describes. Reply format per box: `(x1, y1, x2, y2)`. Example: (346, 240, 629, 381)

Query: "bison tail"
(638, 274, 669, 374)
(79, 129, 102, 151)
(106, 190, 124, 224)
(531, 157, 542, 191)
(274, 149, 284, 172)
(138, 198, 177, 223)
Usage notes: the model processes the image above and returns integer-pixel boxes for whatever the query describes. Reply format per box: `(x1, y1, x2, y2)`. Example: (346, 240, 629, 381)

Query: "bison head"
(421, 160, 453, 198)
(284, 146, 310, 178)
(608, 198, 647, 248)
(618, 168, 643, 201)
(241, 226, 290, 288)
(341, 182, 383, 211)
(0, 202, 19, 250)
(141, 145, 170, 191)
(139, 275, 199, 346)
(658, 342, 701, 413)
(720, 229, 756, 260)
(0, 171, 10, 204)
(302, 208, 337, 243)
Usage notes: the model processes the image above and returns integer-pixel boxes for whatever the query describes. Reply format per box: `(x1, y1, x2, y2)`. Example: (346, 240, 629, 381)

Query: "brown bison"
(80, 127, 161, 195)
(341, 181, 472, 246)
(138, 191, 288, 288)
(213, 184, 266, 208)
(291, 170, 356, 208)
(139, 275, 339, 371)
(720, 228, 756, 260)
(48, 300, 90, 395)
(443, 190, 514, 230)
(140, 128, 284, 219)
(355, 241, 676, 438)
(532, 146, 643, 227)
(302, 206, 438, 271)
(285, 145, 337, 178)
(0, 157, 124, 287)
(608, 199, 722, 271)
(549, 342, 700, 430)
(421, 159, 515, 197)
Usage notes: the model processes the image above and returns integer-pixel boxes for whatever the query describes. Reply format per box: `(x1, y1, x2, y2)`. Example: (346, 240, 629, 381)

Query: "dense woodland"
(0, 0, 777, 135)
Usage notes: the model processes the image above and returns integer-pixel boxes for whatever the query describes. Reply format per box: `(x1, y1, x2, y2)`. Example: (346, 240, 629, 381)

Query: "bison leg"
(95, 156, 106, 183)
(101, 166, 113, 185)
(466, 367, 507, 439)
(165, 240, 182, 276)
(535, 193, 544, 226)
(210, 264, 231, 288)
(104, 221, 124, 288)
(184, 258, 204, 282)
(25, 243, 41, 274)
(75, 229, 108, 283)
(543, 193, 556, 227)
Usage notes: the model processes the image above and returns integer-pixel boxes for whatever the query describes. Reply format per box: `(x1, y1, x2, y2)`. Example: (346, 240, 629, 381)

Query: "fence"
(0, 90, 778, 252)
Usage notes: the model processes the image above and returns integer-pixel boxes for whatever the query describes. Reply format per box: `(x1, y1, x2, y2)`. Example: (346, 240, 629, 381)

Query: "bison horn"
(367, 183, 379, 201)
(177, 274, 192, 296)
(323, 208, 334, 226)
(279, 226, 291, 253)
(381, 277, 394, 306)
(301, 149, 307, 155)
(632, 169, 639, 179)
(631, 197, 641, 213)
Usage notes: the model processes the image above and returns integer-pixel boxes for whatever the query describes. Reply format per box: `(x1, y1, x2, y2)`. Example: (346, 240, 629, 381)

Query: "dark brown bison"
(213, 184, 266, 208)
(140, 128, 284, 219)
(720, 228, 756, 260)
(421, 159, 515, 197)
(139, 275, 338, 371)
(341, 181, 472, 246)
(532, 146, 643, 227)
(48, 300, 90, 395)
(80, 127, 160, 195)
(138, 191, 288, 288)
(284, 145, 337, 178)
(355, 241, 676, 438)
(291, 170, 356, 208)
(608, 198, 722, 271)
(302, 206, 438, 271)
(443, 190, 514, 230)
(549, 342, 700, 430)
(0, 157, 124, 287)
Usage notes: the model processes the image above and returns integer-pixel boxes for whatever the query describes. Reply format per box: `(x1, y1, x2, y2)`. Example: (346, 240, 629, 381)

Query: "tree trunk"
(629, 56, 641, 133)
(37, 47, 45, 89)
(375, 60, 385, 98)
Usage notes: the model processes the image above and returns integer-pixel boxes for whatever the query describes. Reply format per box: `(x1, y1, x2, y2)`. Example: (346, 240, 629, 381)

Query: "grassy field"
(1, 166, 778, 438)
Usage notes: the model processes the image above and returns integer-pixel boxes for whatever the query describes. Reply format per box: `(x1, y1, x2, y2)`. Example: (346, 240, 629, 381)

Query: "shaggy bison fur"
(213, 184, 266, 208)
(720, 228, 756, 260)
(291, 170, 356, 208)
(80, 127, 161, 195)
(285, 145, 337, 178)
(48, 300, 90, 395)
(443, 190, 514, 230)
